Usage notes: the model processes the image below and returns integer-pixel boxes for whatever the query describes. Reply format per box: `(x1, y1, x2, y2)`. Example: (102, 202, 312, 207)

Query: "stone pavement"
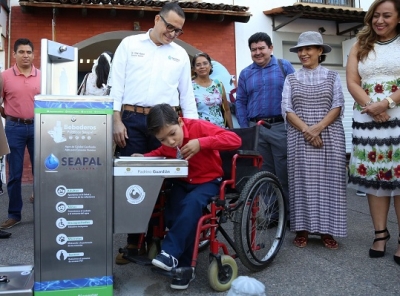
(0, 184, 399, 296)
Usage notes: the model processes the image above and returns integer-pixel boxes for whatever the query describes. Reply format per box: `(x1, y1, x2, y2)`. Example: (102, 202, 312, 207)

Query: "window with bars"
(299, 0, 354, 7)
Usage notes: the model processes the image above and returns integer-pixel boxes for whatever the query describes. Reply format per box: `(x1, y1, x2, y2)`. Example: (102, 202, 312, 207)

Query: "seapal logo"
(126, 185, 145, 205)
(61, 157, 102, 171)
(44, 154, 60, 171)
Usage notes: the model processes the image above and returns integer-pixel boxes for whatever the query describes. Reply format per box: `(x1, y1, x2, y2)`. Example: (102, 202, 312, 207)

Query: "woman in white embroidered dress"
(347, 0, 400, 264)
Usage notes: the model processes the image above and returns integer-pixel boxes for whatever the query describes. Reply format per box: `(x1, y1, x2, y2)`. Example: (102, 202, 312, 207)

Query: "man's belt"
(122, 105, 152, 115)
(6, 115, 34, 125)
(249, 115, 284, 124)
(122, 104, 178, 115)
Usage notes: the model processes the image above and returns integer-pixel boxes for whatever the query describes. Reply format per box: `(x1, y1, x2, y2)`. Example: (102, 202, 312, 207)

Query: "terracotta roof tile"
(19, 0, 251, 22)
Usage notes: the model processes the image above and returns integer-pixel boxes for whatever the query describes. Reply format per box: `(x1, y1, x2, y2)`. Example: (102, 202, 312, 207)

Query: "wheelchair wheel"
(208, 255, 238, 292)
(233, 171, 287, 271)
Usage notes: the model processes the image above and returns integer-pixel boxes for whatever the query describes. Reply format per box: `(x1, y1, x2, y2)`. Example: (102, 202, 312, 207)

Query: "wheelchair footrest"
(151, 267, 195, 280)
(122, 254, 152, 266)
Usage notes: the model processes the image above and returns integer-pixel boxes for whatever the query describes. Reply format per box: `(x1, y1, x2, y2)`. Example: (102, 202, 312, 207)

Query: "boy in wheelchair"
(133, 103, 241, 289)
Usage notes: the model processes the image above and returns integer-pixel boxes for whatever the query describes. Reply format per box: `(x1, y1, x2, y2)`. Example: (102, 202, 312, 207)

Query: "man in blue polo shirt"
(236, 32, 295, 224)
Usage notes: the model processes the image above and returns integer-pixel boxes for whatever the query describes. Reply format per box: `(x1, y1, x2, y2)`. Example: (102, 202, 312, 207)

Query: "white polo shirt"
(109, 31, 198, 118)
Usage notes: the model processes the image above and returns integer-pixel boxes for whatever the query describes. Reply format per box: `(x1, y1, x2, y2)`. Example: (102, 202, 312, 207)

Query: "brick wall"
(10, 7, 237, 184)
(9, 8, 236, 74)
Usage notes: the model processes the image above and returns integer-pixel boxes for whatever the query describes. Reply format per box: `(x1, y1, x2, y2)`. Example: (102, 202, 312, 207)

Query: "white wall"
(232, 0, 377, 153)
(234, 0, 375, 77)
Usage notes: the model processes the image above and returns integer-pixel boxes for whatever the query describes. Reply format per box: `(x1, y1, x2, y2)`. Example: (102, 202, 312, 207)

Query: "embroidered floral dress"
(192, 79, 225, 128)
(348, 35, 400, 196)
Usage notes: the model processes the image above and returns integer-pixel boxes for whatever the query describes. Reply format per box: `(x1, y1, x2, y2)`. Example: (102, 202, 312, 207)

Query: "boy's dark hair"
(14, 38, 34, 52)
(147, 104, 179, 136)
(160, 2, 185, 19)
(95, 51, 113, 88)
(248, 32, 272, 49)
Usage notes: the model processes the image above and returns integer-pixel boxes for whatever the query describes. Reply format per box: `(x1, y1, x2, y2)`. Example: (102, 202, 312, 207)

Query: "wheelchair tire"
(233, 171, 287, 271)
(208, 255, 238, 292)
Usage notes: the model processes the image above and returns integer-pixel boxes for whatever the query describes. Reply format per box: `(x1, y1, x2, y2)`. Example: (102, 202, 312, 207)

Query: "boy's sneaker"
(152, 250, 178, 271)
(356, 190, 366, 197)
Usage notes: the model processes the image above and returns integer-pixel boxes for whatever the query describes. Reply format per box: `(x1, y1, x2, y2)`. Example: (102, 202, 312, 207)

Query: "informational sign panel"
(113, 157, 188, 233)
(34, 96, 113, 296)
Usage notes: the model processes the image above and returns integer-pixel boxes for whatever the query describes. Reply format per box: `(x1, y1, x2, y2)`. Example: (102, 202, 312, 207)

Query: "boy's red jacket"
(145, 118, 242, 184)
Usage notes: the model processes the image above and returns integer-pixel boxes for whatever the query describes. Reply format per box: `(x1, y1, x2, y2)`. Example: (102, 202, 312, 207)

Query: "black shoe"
(369, 228, 390, 258)
(0, 229, 11, 239)
(394, 233, 400, 265)
(170, 276, 194, 290)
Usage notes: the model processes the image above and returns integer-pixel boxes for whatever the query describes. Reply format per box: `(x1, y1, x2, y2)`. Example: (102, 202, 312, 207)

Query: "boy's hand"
(181, 139, 200, 160)
(131, 153, 144, 157)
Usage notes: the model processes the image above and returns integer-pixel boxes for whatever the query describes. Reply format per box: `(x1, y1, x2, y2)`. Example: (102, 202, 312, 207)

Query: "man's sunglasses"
(159, 15, 184, 37)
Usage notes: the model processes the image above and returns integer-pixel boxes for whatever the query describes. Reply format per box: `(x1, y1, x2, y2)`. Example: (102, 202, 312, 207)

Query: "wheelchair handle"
(257, 120, 271, 129)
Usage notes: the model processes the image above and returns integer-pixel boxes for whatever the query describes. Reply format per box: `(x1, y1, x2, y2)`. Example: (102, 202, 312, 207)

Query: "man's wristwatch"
(384, 97, 396, 109)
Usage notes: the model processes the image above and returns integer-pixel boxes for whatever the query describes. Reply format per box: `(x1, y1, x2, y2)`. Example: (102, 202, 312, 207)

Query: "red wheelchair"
(119, 123, 287, 291)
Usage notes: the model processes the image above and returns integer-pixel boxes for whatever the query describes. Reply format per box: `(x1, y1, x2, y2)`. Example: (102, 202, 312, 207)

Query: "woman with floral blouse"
(191, 52, 233, 129)
(347, 0, 400, 264)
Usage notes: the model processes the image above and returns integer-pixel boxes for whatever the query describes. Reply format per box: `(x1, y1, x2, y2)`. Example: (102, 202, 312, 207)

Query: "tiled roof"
(19, 0, 251, 23)
(264, 4, 365, 23)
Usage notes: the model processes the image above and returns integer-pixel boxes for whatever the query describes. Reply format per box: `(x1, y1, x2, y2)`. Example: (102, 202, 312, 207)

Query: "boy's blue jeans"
(162, 178, 221, 267)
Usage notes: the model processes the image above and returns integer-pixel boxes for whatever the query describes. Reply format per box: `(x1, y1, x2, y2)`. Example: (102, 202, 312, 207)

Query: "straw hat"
(289, 31, 331, 53)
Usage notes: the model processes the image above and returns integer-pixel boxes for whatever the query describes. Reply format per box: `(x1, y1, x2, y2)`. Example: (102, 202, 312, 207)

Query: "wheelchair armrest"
(237, 150, 260, 156)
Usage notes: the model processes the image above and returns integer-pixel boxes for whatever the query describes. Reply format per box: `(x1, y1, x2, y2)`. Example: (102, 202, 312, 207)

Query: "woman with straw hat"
(282, 31, 347, 249)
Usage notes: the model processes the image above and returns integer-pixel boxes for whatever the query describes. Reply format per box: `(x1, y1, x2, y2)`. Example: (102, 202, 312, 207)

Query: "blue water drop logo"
(45, 154, 59, 170)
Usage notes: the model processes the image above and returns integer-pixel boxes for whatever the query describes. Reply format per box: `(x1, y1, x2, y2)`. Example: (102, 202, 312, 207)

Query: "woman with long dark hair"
(78, 51, 113, 96)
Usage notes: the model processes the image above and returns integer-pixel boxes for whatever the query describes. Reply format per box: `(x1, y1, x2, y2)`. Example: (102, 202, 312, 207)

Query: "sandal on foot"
(293, 231, 308, 248)
(321, 234, 338, 250)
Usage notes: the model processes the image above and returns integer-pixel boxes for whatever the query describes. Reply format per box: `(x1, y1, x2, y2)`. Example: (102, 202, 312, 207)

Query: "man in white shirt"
(109, 2, 198, 270)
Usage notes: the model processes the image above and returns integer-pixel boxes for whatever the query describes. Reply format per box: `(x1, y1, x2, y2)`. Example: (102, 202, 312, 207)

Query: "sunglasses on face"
(159, 15, 184, 37)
